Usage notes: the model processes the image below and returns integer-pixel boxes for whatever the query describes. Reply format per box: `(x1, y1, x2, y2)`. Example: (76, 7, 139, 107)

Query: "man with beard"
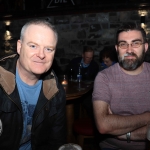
(92, 23, 150, 150)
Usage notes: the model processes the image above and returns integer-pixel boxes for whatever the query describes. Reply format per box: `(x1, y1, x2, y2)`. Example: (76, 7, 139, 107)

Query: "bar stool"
(73, 117, 94, 148)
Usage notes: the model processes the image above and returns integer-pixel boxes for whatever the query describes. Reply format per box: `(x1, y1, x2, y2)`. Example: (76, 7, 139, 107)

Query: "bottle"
(70, 68, 73, 81)
(77, 64, 82, 82)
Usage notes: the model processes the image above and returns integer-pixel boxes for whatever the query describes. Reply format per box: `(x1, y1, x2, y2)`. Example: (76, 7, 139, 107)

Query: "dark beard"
(117, 50, 145, 71)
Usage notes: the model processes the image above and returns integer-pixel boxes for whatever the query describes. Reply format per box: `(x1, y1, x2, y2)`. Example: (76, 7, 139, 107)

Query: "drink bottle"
(70, 68, 73, 81)
(77, 64, 82, 82)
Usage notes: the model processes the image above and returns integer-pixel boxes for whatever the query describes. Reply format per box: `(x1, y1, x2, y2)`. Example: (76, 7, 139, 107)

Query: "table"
(62, 80, 93, 143)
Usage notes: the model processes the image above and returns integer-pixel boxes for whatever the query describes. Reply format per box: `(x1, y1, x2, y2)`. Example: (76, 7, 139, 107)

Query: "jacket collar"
(0, 54, 59, 100)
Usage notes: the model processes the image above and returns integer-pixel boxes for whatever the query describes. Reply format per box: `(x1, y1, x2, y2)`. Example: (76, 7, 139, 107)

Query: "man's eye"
(120, 43, 126, 46)
(133, 41, 140, 45)
(29, 44, 36, 49)
(45, 48, 54, 52)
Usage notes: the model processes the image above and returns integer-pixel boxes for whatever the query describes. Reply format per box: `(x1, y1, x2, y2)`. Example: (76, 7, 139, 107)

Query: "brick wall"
(0, 10, 150, 66)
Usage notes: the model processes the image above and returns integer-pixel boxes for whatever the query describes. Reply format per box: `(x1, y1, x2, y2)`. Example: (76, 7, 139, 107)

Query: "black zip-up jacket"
(0, 54, 66, 150)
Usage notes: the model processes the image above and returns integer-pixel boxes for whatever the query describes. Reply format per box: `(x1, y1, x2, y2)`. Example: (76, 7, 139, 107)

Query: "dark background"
(0, 0, 150, 20)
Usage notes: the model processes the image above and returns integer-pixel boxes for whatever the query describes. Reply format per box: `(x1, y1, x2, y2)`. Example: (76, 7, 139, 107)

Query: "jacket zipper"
(32, 90, 59, 129)
(31, 90, 59, 149)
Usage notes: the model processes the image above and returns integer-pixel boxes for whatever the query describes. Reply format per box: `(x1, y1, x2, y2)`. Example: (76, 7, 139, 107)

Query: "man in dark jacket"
(0, 19, 66, 150)
(68, 46, 99, 119)
(68, 46, 99, 81)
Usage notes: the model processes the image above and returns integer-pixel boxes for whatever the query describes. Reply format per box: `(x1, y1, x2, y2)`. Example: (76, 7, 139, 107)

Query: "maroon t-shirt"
(93, 62, 150, 150)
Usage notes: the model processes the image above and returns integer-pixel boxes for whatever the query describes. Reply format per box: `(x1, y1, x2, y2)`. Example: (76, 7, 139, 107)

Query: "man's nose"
(126, 44, 134, 53)
(37, 48, 45, 59)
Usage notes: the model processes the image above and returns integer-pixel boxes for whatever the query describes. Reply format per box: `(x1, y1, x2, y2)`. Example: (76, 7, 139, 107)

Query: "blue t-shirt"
(16, 69, 42, 150)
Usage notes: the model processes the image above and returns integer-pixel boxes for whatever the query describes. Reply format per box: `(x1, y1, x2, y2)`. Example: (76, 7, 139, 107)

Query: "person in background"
(93, 22, 150, 150)
(67, 46, 99, 119)
(99, 46, 118, 71)
(0, 19, 66, 150)
(68, 46, 99, 81)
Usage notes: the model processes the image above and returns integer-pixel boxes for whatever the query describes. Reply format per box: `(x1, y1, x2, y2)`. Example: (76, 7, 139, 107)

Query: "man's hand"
(93, 100, 150, 136)
(108, 106, 112, 114)
(117, 134, 126, 140)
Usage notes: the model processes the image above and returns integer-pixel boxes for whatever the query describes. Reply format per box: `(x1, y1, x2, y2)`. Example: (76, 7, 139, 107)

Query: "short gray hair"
(20, 19, 58, 44)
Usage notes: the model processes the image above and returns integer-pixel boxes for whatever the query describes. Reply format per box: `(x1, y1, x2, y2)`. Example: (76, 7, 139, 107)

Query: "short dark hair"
(83, 46, 94, 53)
(100, 46, 118, 63)
(115, 22, 147, 44)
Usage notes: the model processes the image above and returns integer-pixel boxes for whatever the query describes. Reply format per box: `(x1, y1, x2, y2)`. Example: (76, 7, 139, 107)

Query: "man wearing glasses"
(93, 23, 150, 150)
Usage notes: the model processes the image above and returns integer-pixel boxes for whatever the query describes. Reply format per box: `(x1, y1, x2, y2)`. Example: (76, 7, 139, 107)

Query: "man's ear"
(115, 45, 118, 52)
(144, 43, 148, 53)
(17, 40, 21, 54)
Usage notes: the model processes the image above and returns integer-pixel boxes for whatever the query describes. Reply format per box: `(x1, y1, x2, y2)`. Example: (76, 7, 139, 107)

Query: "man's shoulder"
(143, 62, 150, 72)
(101, 63, 118, 73)
(96, 63, 119, 79)
(144, 62, 150, 67)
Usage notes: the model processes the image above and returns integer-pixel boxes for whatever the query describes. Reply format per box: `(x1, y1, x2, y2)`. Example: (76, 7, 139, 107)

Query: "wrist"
(126, 132, 131, 143)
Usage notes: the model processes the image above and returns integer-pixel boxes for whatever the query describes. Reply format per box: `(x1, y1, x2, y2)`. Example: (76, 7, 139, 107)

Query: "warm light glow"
(138, 10, 148, 16)
(141, 13, 145, 17)
(6, 31, 10, 35)
(62, 80, 68, 85)
(4, 31, 12, 40)
(141, 23, 145, 28)
(5, 21, 11, 26)
(139, 10, 147, 29)
(62, 75, 68, 85)
(141, 21, 147, 29)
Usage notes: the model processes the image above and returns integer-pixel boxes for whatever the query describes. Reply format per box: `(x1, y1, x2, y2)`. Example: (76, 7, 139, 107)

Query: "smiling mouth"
(33, 60, 45, 63)
(123, 52, 137, 58)
(33, 62, 45, 65)
(125, 56, 135, 59)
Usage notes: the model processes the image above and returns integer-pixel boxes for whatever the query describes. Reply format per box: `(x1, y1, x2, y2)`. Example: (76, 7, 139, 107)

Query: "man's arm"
(48, 84, 67, 150)
(93, 100, 150, 136)
(117, 126, 147, 140)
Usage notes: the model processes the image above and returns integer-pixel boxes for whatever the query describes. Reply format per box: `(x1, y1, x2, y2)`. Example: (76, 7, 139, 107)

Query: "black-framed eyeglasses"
(118, 41, 145, 49)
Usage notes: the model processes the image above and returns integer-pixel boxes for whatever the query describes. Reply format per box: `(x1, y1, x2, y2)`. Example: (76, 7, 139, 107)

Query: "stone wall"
(0, 10, 150, 67)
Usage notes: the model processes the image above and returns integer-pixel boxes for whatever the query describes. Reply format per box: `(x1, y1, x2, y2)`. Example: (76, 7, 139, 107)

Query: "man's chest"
(109, 78, 150, 115)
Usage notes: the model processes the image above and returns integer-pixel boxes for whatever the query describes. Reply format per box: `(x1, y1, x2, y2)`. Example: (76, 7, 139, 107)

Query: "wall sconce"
(141, 16, 145, 24)
(141, 16, 145, 28)
(5, 25, 10, 31)
(4, 21, 12, 40)
(139, 10, 147, 28)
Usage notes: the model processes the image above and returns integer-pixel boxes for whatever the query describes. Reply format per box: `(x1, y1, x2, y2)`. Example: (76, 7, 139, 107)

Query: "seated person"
(68, 46, 99, 119)
(99, 46, 118, 70)
(68, 46, 99, 81)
